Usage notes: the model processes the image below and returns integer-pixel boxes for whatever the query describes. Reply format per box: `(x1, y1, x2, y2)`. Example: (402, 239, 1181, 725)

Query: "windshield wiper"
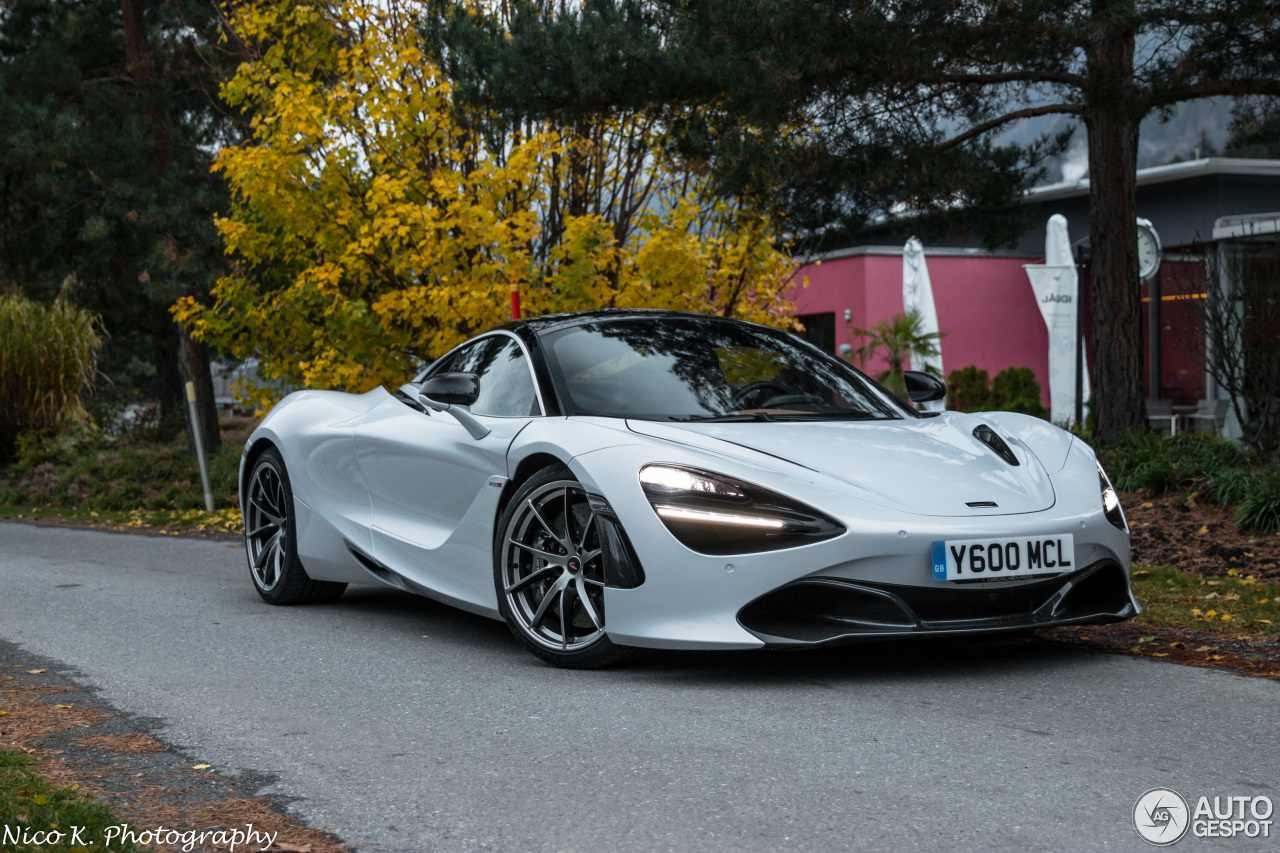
(669, 412, 774, 423)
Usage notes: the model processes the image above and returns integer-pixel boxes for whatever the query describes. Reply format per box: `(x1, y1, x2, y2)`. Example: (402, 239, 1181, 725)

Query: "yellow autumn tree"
(176, 0, 797, 406)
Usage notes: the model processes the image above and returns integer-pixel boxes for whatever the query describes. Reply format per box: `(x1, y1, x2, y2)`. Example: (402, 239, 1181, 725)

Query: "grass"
(0, 504, 243, 535)
(0, 747, 141, 852)
(1130, 564, 1280, 634)
(0, 429, 242, 513)
(0, 296, 102, 460)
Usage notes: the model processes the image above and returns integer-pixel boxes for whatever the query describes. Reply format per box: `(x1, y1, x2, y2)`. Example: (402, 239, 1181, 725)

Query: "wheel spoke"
(504, 564, 556, 594)
(251, 496, 283, 526)
(509, 539, 563, 564)
(575, 577, 603, 630)
(582, 577, 605, 587)
(526, 500, 566, 549)
(577, 511, 596, 552)
(529, 572, 569, 629)
(559, 585, 569, 650)
(254, 531, 282, 570)
(580, 547, 602, 565)
(247, 522, 278, 540)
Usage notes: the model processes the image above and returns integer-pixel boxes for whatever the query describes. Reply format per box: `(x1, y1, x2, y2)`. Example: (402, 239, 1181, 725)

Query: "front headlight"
(639, 464, 845, 555)
(1097, 461, 1127, 532)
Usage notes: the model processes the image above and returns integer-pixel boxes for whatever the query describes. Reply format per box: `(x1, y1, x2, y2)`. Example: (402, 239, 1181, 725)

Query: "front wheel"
(494, 465, 637, 668)
(244, 448, 347, 605)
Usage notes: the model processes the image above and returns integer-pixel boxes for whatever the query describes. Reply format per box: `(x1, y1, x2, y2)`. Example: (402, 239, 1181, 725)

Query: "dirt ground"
(0, 642, 348, 853)
(1122, 490, 1280, 579)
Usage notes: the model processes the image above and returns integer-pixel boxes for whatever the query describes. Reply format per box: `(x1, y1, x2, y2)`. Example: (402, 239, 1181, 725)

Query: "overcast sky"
(998, 97, 1237, 186)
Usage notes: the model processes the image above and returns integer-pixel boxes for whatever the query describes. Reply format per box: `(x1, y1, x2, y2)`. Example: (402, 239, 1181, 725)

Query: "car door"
(354, 333, 542, 612)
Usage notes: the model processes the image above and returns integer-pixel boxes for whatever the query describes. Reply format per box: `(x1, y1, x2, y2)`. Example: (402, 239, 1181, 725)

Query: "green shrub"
(1106, 429, 1257, 496)
(945, 364, 1047, 418)
(946, 366, 993, 412)
(2, 429, 241, 511)
(992, 367, 1049, 419)
(1236, 469, 1280, 534)
(0, 295, 102, 460)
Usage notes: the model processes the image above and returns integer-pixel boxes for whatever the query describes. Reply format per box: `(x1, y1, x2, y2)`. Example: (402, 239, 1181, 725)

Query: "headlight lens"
(1097, 461, 1127, 532)
(639, 464, 845, 555)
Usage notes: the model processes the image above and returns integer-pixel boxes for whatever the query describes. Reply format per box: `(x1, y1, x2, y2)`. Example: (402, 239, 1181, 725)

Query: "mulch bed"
(1122, 490, 1280, 579)
(1041, 620, 1280, 681)
(0, 646, 349, 853)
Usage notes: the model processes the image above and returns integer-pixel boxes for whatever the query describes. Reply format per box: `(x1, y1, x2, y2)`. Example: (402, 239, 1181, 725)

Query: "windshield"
(541, 316, 906, 422)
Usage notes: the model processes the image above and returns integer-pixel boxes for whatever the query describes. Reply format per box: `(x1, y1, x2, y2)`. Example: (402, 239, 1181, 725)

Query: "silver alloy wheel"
(245, 458, 289, 592)
(500, 480, 607, 652)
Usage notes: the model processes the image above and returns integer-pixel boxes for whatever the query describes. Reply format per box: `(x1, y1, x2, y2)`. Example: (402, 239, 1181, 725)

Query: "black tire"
(244, 448, 347, 605)
(494, 464, 637, 669)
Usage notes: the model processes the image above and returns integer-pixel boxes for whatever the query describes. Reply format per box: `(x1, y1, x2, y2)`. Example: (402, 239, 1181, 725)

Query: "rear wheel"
(244, 449, 347, 605)
(495, 465, 637, 668)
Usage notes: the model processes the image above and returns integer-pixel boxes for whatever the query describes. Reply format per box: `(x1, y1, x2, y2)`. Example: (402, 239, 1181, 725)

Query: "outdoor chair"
(1182, 398, 1229, 434)
(1146, 399, 1176, 435)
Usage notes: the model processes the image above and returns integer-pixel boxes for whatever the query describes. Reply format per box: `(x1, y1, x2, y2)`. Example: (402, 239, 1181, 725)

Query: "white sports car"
(239, 310, 1136, 668)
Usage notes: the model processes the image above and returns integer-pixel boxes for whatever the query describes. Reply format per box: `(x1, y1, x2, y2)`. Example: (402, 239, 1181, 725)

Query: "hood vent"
(973, 425, 1020, 466)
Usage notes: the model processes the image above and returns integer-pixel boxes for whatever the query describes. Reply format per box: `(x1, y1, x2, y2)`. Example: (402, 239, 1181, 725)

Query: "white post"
(186, 381, 215, 512)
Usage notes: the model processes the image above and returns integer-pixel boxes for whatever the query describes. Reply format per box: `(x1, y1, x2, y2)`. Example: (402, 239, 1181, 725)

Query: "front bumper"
(572, 440, 1134, 651)
(737, 559, 1134, 647)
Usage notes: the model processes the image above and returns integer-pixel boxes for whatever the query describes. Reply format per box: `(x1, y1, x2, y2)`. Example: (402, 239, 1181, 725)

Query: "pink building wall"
(789, 250, 1052, 407)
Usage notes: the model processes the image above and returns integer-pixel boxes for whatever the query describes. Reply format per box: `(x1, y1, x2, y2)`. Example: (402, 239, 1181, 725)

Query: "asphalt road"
(0, 522, 1277, 852)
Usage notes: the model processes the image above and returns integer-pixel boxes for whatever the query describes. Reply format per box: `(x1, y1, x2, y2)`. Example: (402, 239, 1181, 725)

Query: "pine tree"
(0, 0, 239, 448)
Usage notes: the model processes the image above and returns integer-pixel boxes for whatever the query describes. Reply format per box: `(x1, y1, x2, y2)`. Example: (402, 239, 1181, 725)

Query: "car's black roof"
(493, 308, 759, 336)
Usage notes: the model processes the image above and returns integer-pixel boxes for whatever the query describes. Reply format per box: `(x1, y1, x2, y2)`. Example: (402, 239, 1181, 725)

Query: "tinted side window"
(430, 337, 538, 417)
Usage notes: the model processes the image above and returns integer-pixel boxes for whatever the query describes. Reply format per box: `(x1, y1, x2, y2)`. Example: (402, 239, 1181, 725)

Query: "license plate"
(930, 535, 1074, 582)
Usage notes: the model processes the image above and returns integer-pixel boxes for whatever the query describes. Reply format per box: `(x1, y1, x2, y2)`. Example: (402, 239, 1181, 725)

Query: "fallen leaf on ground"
(54, 704, 72, 709)
(1198, 525, 1209, 534)
(192, 763, 212, 770)
(26, 669, 46, 674)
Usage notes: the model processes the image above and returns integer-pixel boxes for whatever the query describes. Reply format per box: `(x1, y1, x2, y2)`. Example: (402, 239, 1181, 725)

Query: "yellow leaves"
(192, 763, 212, 770)
(1220, 613, 1234, 621)
(54, 704, 73, 710)
(26, 669, 46, 675)
(186, 0, 795, 406)
(1197, 524, 1209, 534)
(1227, 568, 1240, 576)
(0, 711, 7, 717)
(33, 794, 49, 806)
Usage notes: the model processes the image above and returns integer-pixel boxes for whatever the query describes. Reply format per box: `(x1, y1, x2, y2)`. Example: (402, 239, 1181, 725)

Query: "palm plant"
(846, 310, 944, 400)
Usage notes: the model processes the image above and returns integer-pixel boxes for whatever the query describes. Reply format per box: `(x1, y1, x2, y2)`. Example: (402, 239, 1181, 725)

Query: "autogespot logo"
(1134, 788, 1191, 846)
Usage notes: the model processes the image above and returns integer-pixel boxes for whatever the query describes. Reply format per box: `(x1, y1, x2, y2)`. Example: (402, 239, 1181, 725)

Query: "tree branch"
(1149, 78, 1280, 108)
(939, 104, 1084, 150)
(928, 70, 1086, 88)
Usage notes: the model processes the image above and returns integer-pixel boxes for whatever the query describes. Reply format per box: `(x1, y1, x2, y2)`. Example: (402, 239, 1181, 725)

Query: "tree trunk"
(150, 303, 184, 438)
(180, 322, 221, 455)
(1084, 7, 1145, 445)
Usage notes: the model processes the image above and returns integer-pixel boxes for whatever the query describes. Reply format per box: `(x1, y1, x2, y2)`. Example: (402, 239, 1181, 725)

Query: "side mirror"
(416, 373, 489, 440)
(903, 370, 947, 404)
(421, 372, 480, 407)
